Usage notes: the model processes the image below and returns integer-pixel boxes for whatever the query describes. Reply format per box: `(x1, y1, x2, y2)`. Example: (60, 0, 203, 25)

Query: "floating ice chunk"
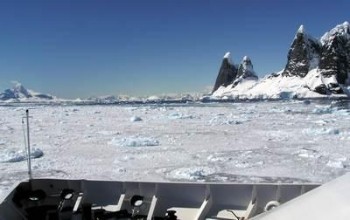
(312, 105, 349, 115)
(109, 136, 159, 147)
(166, 166, 215, 180)
(0, 148, 44, 163)
(269, 108, 284, 113)
(208, 116, 244, 126)
(296, 148, 320, 159)
(326, 160, 345, 169)
(312, 105, 333, 114)
(0, 140, 5, 145)
(235, 161, 250, 168)
(269, 107, 291, 113)
(168, 112, 193, 120)
(207, 154, 231, 163)
(130, 116, 142, 122)
(313, 120, 328, 126)
(303, 128, 340, 136)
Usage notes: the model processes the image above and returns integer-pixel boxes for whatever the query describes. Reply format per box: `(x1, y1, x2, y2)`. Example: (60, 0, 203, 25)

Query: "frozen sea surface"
(1, 100, 350, 197)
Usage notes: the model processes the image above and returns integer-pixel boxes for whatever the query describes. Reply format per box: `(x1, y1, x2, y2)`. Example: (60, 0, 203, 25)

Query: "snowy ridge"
(213, 69, 346, 100)
(321, 21, 350, 46)
(213, 70, 325, 99)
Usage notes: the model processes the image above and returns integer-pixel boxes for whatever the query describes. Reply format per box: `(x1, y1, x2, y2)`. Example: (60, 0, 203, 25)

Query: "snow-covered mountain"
(212, 22, 350, 99)
(0, 82, 55, 101)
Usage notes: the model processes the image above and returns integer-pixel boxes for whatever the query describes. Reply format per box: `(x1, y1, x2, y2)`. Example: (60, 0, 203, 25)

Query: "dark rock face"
(212, 55, 237, 93)
(282, 26, 321, 77)
(317, 22, 350, 93)
(319, 37, 350, 85)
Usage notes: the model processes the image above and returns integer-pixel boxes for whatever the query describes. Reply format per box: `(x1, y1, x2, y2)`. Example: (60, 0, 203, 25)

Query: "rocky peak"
(236, 56, 257, 79)
(231, 56, 258, 87)
(282, 25, 321, 77)
(212, 52, 238, 93)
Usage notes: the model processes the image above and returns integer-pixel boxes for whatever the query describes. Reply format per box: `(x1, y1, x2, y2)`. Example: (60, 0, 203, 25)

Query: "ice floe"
(109, 136, 160, 147)
(130, 116, 142, 122)
(303, 128, 340, 136)
(312, 105, 334, 114)
(1, 101, 350, 191)
(0, 148, 44, 163)
(312, 105, 350, 115)
(207, 154, 231, 163)
(166, 166, 216, 181)
(295, 148, 321, 159)
(326, 160, 345, 169)
(325, 155, 348, 169)
(208, 115, 244, 126)
(168, 112, 194, 120)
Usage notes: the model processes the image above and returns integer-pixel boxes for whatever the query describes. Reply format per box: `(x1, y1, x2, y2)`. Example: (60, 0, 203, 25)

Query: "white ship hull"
(0, 177, 320, 220)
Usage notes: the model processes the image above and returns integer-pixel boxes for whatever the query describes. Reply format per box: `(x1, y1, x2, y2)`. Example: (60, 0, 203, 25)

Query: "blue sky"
(0, 0, 349, 98)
